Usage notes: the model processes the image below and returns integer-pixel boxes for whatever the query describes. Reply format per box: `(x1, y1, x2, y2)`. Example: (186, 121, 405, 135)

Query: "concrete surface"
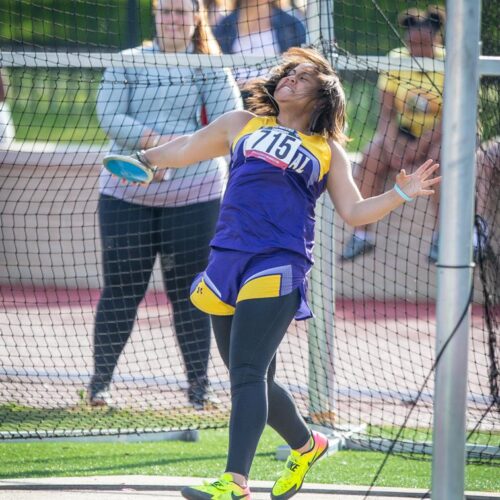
(0, 476, 499, 500)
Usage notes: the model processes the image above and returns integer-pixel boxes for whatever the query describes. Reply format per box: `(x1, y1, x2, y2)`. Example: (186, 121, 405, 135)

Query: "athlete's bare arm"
(326, 140, 440, 226)
(143, 110, 255, 169)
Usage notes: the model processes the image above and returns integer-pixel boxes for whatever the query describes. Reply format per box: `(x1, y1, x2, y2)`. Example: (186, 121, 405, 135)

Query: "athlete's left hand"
(395, 159, 441, 199)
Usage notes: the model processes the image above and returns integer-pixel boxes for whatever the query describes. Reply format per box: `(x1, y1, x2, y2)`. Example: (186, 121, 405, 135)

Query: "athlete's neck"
(276, 112, 311, 135)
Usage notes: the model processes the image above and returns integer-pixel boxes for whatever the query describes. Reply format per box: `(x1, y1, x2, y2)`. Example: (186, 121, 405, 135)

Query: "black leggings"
(91, 194, 219, 394)
(211, 291, 311, 478)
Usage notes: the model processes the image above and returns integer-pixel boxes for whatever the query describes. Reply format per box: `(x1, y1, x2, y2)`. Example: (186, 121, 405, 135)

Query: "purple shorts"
(190, 248, 313, 320)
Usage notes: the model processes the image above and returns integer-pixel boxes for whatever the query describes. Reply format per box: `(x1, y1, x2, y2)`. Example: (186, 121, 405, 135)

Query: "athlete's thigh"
(228, 291, 300, 371)
(211, 315, 233, 368)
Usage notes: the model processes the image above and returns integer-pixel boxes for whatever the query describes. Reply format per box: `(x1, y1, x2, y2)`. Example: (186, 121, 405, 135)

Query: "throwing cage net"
(0, 0, 498, 468)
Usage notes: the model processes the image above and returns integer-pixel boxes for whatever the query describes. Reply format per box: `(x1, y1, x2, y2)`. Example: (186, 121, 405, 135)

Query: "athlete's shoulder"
(229, 113, 277, 146)
(228, 109, 257, 125)
(221, 110, 254, 145)
(224, 110, 255, 134)
(231, 113, 277, 130)
(327, 139, 350, 169)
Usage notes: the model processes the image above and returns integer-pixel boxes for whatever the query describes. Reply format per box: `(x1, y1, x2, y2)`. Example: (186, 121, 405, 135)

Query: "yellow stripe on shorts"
(236, 274, 282, 302)
(190, 278, 235, 316)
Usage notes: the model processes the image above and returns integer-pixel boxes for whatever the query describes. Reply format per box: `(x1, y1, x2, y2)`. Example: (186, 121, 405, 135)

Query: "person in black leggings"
(211, 291, 312, 476)
(112, 47, 440, 500)
(90, 195, 219, 408)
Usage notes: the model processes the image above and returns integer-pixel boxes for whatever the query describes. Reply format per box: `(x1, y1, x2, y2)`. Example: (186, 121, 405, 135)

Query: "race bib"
(244, 126, 302, 170)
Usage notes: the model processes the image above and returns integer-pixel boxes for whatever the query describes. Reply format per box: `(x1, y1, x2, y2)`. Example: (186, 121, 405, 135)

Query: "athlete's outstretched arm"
(143, 110, 254, 169)
(327, 141, 440, 227)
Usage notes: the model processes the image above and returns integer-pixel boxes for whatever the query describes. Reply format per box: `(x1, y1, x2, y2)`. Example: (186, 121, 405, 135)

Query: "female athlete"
(117, 47, 440, 500)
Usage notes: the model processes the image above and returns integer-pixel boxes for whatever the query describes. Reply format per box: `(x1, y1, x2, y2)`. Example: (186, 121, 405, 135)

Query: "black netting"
(0, 0, 498, 472)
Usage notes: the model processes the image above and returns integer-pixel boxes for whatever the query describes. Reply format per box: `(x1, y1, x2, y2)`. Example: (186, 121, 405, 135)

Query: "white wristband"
(393, 183, 414, 202)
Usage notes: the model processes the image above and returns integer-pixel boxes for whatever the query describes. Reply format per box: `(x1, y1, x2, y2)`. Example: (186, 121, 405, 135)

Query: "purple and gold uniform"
(190, 116, 331, 319)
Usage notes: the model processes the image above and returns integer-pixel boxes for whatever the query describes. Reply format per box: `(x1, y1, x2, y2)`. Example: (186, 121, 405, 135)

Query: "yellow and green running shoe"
(181, 473, 251, 499)
(271, 431, 329, 500)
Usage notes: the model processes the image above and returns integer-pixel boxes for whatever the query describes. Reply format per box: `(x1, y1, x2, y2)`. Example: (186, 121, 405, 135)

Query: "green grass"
(5, 402, 495, 449)
(0, 403, 228, 434)
(7, 68, 108, 145)
(0, 427, 499, 492)
(1, 404, 498, 491)
(368, 424, 500, 446)
(343, 75, 379, 152)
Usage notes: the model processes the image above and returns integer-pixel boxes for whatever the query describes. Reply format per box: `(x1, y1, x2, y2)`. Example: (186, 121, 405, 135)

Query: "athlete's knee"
(229, 363, 267, 393)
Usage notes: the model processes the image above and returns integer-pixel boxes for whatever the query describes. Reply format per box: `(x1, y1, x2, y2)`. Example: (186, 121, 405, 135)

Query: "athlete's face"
(155, 0, 200, 53)
(274, 63, 321, 108)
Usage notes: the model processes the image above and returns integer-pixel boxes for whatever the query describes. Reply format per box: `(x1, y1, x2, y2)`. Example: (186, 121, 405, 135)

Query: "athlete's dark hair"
(244, 47, 348, 143)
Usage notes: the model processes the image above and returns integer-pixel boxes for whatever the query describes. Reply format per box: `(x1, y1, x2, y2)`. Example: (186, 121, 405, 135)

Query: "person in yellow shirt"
(342, 6, 446, 262)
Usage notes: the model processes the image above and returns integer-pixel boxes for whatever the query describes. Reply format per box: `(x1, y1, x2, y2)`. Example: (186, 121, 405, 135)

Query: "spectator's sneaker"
(188, 381, 221, 411)
(271, 431, 329, 500)
(88, 388, 112, 407)
(181, 473, 251, 499)
(341, 234, 375, 261)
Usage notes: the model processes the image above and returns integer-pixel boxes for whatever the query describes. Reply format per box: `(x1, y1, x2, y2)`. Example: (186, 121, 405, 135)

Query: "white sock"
(354, 229, 375, 243)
